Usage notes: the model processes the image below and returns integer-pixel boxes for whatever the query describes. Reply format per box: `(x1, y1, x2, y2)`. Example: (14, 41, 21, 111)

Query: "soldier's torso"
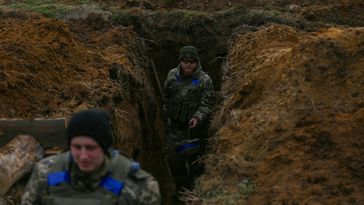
(165, 69, 206, 124)
(45, 152, 141, 205)
(45, 187, 116, 205)
(167, 75, 203, 101)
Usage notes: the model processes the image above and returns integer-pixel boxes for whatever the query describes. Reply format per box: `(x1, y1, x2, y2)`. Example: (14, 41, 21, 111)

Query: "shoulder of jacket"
(34, 154, 63, 178)
(165, 68, 179, 83)
(168, 67, 179, 75)
(110, 153, 142, 179)
(112, 153, 130, 165)
(201, 70, 212, 79)
(37, 154, 60, 167)
(40, 152, 71, 173)
(131, 169, 152, 181)
(194, 71, 212, 84)
(110, 154, 153, 184)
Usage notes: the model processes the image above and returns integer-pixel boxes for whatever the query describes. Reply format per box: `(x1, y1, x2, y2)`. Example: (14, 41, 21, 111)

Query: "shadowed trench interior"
(108, 8, 312, 204)
(135, 28, 227, 205)
(110, 12, 232, 205)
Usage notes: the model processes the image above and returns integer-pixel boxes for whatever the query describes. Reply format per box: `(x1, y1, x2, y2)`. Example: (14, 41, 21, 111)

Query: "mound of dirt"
(191, 25, 364, 204)
(95, 0, 361, 13)
(0, 10, 172, 204)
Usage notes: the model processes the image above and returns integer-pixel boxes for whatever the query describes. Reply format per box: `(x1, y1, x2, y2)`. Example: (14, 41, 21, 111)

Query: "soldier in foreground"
(21, 109, 161, 205)
(164, 46, 215, 192)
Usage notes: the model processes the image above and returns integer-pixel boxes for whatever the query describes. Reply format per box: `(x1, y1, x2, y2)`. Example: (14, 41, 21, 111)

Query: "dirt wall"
(0, 10, 172, 204)
(191, 25, 364, 204)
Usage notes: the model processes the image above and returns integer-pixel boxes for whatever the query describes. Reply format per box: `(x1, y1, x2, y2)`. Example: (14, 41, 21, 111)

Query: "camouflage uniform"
(21, 150, 161, 205)
(164, 46, 215, 190)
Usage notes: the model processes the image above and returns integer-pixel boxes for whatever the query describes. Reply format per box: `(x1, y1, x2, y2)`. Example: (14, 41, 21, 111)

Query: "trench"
(1, 3, 363, 205)
(0, 7, 318, 205)
(109, 8, 315, 205)
(135, 37, 227, 205)
(110, 7, 314, 101)
(111, 12, 229, 205)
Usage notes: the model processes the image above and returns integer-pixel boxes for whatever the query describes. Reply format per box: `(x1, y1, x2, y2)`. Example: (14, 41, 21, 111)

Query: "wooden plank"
(0, 118, 66, 148)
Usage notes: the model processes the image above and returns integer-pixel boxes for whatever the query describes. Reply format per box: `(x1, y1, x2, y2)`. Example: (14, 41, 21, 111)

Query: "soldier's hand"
(189, 117, 199, 128)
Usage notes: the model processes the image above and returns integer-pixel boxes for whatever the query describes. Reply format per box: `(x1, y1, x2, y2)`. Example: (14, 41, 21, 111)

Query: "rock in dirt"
(0, 135, 43, 195)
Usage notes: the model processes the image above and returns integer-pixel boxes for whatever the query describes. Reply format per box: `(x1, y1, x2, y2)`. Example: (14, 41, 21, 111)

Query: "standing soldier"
(164, 46, 215, 192)
(21, 109, 161, 205)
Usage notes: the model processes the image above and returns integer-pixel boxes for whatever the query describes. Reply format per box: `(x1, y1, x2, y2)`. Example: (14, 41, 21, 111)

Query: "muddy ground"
(0, 0, 364, 205)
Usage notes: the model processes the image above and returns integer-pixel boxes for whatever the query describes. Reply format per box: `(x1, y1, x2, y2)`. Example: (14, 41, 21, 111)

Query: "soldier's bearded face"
(180, 59, 197, 76)
(70, 136, 105, 172)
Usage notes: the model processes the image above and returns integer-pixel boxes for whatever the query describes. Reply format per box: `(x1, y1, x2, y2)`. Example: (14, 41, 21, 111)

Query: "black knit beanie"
(179, 46, 199, 61)
(66, 109, 113, 155)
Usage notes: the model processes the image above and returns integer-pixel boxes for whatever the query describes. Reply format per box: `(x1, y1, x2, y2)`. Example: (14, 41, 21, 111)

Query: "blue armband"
(47, 171, 70, 186)
(99, 176, 124, 196)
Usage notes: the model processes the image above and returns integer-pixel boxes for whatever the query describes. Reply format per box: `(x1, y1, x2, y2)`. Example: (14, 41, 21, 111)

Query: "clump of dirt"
(0, 9, 172, 204)
(188, 24, 364, 204)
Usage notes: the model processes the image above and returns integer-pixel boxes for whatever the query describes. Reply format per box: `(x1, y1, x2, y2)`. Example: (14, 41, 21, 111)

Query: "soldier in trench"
(21, 109, 161, 205)
(163, 46, 215, 193)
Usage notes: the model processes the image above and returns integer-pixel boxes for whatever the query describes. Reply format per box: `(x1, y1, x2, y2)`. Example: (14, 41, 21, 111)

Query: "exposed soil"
(0, 9, 173, 204)
(191, 25, 364, 204)
(0, 0, 363, 205)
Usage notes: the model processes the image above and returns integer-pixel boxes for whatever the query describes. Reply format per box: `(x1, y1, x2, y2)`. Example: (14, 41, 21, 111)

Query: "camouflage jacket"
(164, 63, 215, 125)
(21, 151, 161, 205)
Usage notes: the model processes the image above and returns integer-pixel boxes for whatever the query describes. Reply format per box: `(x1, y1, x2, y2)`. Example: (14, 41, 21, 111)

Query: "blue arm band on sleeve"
(99, 176, 124, 196)
(47, 171, 70, 186)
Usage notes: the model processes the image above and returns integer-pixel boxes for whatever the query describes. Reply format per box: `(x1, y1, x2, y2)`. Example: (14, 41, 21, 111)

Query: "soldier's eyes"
(71, 144, 97, 151)
(85, 145, 97, 151)
(181, 59, 196, 64)
(71, 144, 82, 150)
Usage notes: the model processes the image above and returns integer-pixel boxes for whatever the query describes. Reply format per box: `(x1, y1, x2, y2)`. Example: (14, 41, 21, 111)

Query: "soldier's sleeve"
(131, 170, 161, 205)
(21, 157, 54, 205)
(193, 74, 215, 122)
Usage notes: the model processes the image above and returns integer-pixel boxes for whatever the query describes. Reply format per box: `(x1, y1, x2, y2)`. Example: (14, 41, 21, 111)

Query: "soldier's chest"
(170, 78, 201, 97)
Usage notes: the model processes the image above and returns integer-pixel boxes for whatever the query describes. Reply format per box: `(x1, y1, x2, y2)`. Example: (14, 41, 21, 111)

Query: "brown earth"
(190, 25, 364, 204)
(0, 9, 173, 205)
(0, 0, 364, 205)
